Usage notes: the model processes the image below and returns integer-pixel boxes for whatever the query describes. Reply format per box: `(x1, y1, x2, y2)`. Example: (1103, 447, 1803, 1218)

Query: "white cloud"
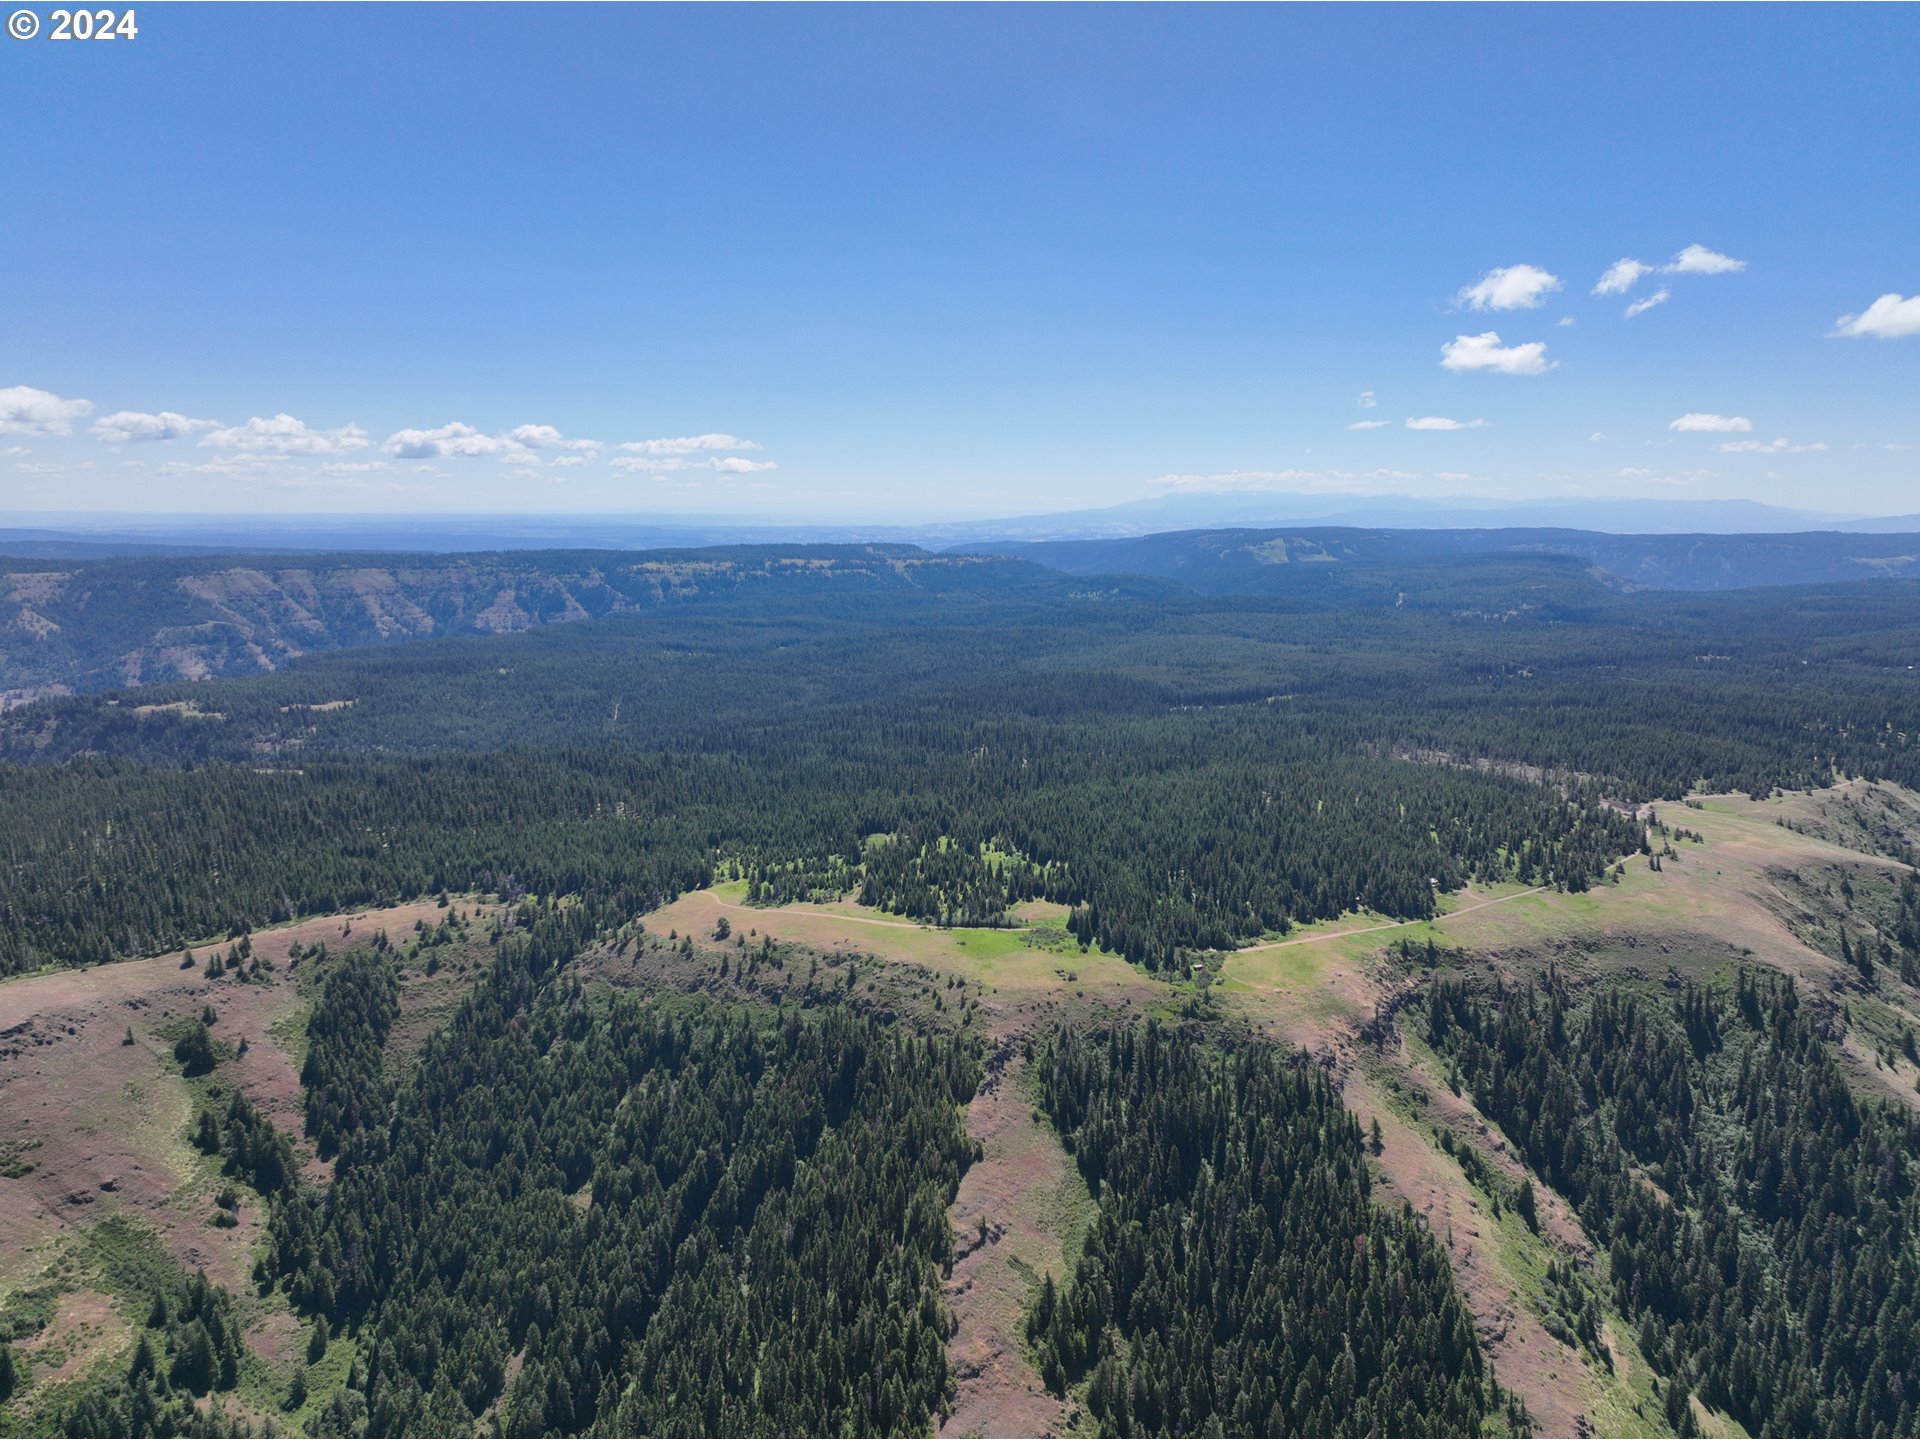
(1593, 259, 1653, 296)
(0, 445, 28, 457)
(1589, 432, 1607, 443)
(1456, 264, 1562, 311)
(1832, 293, 1920, 340)
(1665, 244, 1746, 276)
(611, 454, 777, 475)
(319, 461, 393, 475)
(1557, 316, 1576, 327)
(0, 385, 94, 436)
(161, 454, 293, 478)
(505, 423, 601, 452)
(1356, 390, 1377, 409)
(1439, 331, 1553, 375)
(619, 433, 761, 456)
(380, 421, 605, 462)
(381, 421, 530, 460)
(1669, 413, 1752, 433)
(202, 414, 370, 455)
(1614, 466, 1711, 487)
(15, 459, 96, 475)
(1405, 416, 1489, 430)
(1717, 437, 1826, 454)
(1624, 287, 1671, 318)
(91, 410, 217, 444)
(1347, 419, 1391, 431)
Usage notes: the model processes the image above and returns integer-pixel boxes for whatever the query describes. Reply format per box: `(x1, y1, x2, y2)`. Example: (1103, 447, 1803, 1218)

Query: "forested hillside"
(19, 906, 983, 1437)
(263, 917, 983, 1437)
(1423, 972, 1920, 1437)
(1028, 1023, 1501, 1436)
(5, 560, 1918, 977)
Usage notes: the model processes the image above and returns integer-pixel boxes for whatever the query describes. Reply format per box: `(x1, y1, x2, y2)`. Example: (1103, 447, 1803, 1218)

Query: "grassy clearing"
(646, 886, 1157, 1008)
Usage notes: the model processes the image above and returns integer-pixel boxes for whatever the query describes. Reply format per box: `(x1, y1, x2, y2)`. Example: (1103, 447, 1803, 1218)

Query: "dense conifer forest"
(5, 559, 1917, 978)
(1027, 1024, 1499, 1437)
(262, 913, 981, 1437)
(1423, 971, 1920, 1437)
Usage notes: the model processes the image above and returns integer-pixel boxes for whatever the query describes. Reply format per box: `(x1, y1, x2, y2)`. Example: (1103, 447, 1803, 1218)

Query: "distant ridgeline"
(0, 545, 1038, 702)
(967, 525, 1920, 596)
(0, 543, 1917, 974)
(6, 529, 1920, 704)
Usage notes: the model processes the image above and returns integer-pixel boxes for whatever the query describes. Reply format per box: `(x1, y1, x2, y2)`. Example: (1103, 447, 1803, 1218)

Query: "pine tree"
(173, 1020, 215, 1076)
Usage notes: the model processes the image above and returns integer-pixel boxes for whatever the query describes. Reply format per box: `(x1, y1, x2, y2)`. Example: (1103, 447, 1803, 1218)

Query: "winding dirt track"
(704, 897, 926, 930)
(1234, 885, 1552, 955)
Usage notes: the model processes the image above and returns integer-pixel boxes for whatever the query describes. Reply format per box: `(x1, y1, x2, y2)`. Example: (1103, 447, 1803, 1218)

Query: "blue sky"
(3, 3, 1916, 519)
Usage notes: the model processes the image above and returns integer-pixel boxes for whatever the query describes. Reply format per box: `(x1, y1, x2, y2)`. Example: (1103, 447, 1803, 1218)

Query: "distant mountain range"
(963, 526, 1920, 595)
(1015, 492, 1895, 539)
(5, 491, 1919, 556)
